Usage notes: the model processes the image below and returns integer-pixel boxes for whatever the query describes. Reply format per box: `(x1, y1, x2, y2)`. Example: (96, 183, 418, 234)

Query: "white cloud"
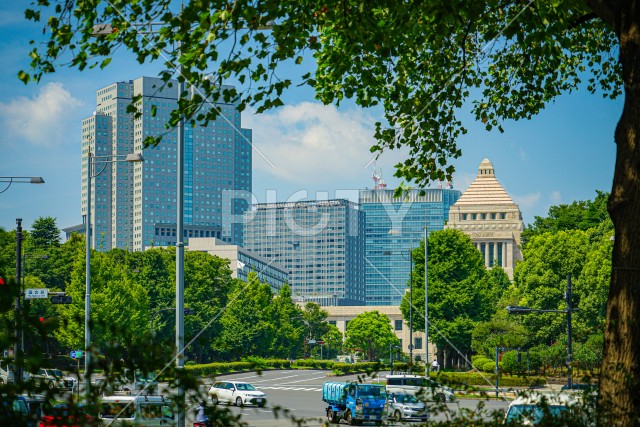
(0, 82, 83, 147)
(550, 191, 562, 204)
(512, 192, 541, 210)
(244, 102, 385, 185)
(452, 172, 476, 192)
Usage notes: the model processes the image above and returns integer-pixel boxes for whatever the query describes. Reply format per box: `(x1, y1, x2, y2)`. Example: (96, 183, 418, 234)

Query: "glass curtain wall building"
(359, 188, 461, 306)
(243, 200, 366, 306)
(80, 77, 252, 251)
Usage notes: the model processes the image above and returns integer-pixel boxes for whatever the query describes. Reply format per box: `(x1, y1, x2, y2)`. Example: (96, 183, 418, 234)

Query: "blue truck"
(322, 381, 386, 425)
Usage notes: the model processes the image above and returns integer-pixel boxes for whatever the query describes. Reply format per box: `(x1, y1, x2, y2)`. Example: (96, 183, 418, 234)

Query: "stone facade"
(446, 159, 523, 278)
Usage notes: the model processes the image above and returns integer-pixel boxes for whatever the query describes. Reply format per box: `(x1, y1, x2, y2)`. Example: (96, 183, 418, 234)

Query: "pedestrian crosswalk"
(258, 386, 322, 392)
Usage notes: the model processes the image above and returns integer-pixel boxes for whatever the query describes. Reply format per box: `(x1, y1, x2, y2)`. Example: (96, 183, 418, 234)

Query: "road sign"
(51, 295, 73, 304)
(317, 340, 325, 345)
(25, 288, 49, 299)
(307, 339, 316, 344)
(70, 350, 83, 359)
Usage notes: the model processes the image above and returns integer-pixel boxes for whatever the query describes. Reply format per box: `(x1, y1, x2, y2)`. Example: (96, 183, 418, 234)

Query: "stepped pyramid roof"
(454, 159, 516, 206)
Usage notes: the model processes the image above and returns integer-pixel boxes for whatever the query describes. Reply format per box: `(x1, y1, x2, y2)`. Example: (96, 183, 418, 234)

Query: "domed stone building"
(446, 159, 524, 279)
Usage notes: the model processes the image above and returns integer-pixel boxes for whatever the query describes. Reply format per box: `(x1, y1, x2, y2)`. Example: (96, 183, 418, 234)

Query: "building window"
(394, 320, 403, 331)
(471, 213, 477, 220)
(490, 213, 496, 219)
(497, 242, 503, 267)
(414, 337, 423, 350)
(500, 213, 506, 219)
(462, 213, 467, 220)
(489, 243, 495, 267)
(480, 243, 486, 262)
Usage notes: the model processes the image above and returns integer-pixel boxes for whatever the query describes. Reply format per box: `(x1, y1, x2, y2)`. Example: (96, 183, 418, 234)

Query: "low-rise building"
(188, 237, 288, 293)
(324, 306, 433, 364)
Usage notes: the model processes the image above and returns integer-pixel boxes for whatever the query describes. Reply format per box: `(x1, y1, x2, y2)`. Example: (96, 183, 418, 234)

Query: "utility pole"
(566, 274, 573, 390)
(14, 218, 23, 383)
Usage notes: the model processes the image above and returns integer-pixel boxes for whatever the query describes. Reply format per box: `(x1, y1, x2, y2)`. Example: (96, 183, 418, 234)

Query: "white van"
(385, 374, 455, 403)
(99, 394, 175, 426)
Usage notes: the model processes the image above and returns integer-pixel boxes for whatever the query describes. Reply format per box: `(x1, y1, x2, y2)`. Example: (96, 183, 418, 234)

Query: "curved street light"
(84, 151, 143, 399)
(0, 176, 45, 194)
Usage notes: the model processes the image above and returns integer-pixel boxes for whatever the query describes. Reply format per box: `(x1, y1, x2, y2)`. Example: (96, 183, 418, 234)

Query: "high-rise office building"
(359, 188, 461, 306)
(79, 77, 251, 251)
(243, 200, 366, 306)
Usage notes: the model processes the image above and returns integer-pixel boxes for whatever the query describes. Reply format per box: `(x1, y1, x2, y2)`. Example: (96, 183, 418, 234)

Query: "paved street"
(187, 370, 511, 426)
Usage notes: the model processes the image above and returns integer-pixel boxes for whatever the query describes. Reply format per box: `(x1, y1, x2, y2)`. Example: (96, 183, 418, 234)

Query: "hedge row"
(433, 372, 546, 388)
(186, 359, 291, 376)
(332, 362, 382, 375)
(292, 359, 335, 369)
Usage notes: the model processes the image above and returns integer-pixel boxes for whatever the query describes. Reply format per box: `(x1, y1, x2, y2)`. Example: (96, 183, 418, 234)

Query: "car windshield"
(235, 383, 257, 391)
(396, 394, 419, 404)
(50, 369, 63, 377)
(358, 385, 385, 398)
(100, 403, 135, 419)
(506, 404, 569, 423)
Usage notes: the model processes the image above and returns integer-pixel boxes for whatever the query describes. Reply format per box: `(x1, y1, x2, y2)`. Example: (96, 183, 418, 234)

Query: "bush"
(481, 361, 496, 373)
(433, 371, 546, 388)
(292, 359, 334, 370)
(472, 357, 493, 370)
(332, 362, 382, 376)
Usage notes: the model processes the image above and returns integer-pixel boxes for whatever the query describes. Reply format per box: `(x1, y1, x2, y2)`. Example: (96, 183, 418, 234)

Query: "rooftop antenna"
(372, 161, 387, 190)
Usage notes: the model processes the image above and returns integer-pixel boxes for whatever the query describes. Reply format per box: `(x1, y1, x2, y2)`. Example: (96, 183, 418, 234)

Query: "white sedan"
(208, 381, 267, 407)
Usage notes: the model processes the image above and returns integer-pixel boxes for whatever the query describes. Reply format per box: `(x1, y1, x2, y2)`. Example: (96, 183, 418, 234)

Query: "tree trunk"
(599, 1, 640, 424)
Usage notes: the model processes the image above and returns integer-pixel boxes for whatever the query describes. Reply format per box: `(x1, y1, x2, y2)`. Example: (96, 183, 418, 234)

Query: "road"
(188, 370, 511, 427)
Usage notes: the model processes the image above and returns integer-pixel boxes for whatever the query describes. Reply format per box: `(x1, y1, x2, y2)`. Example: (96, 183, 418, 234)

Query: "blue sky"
(0, 3, 622, 234)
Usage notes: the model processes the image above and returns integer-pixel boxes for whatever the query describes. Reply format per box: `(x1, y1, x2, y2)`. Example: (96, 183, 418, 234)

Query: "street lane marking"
(258, 386, 322, 392)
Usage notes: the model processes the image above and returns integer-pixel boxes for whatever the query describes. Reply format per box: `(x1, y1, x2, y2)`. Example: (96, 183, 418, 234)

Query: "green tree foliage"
(269, 284, 305, 359)
(487, 266, 511, 301)
(28, 216, 61, 250)
(344, 311, 400, 361)
(216, 272, 275, 360)
(55, 249, 150, 350)
(513, 230, 590, 346)
(574, 233, 613, 341)
(521, 191, 611, 248)
(0, 227, 16, 276)
(302, 302, 331, 342)
(18, 1, 640, 420)
(403, 229, 495, 359)
(319, 324, 343, 360)
(471, 317, 528, 359)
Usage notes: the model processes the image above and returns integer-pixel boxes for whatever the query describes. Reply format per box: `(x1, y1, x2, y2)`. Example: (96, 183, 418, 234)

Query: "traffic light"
(38, 315, 45, 323)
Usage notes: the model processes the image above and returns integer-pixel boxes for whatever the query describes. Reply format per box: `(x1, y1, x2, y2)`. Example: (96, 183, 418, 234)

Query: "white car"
(31, 368, 77, 391)
(208, 381, 267, 407)
(385, 374, 456, 403)
(504, 393, 582, 425)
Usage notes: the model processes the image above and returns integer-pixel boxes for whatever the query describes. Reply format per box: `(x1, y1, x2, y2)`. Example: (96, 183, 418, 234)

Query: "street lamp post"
(506, 274, 578, 389)
(85, 151, 143, 399)
(0, 176, 45, 194)
(408, 245, 413, 372)
(386, 230, 414, 372)
(424, 225, 429, 376)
